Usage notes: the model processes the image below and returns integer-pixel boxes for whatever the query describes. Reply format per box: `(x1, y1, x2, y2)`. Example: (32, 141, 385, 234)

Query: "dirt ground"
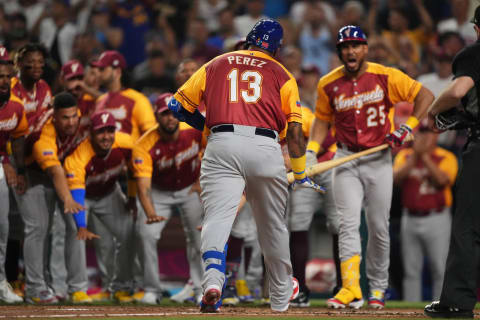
(0, 305, 441, 319)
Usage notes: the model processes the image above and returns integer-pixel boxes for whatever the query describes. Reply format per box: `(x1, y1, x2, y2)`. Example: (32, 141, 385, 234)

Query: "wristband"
(405, 116, 419, 130)
(306, 140, 320, 154)
(290, 154, 307, 180)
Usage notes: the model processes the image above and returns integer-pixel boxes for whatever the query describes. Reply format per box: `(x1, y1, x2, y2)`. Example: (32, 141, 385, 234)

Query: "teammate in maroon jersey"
(0, 46, 27, 303)
(11, 43, 52, 135)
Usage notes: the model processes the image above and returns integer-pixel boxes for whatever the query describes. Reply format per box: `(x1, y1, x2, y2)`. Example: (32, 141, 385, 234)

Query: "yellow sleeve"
(12, 110, 28, 138)
(174, 65, 207, 113)
(32, 135, 60, 170)
(64, 149, 88, 190)
(393, 149, 409, 170)
(387, 67, 422, 104)
(132, 93, 156, 134)
(301, 107, 314, 138)
(132, 141, 153, 178)
(315, 83, 334, 122)
(280, 77, 302, 124)
(438, 150, 458, 185)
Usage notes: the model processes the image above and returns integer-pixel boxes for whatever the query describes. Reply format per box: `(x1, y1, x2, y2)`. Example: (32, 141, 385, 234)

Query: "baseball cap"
(471, 5, 480, 25)
(61, 59, 84, 80)
(90, 111, 116, 131)
(0, 46, 10, 62)
(155, 92, 174, 114)
(95, 50, 126, 69)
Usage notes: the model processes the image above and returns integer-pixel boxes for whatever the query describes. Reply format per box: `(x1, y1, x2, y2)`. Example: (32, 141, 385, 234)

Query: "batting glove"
(386, 124, 412, 148)
(292, 177, 326, 193)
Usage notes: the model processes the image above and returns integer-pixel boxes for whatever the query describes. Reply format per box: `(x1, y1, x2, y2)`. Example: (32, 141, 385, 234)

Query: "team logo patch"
(134, 158, 143, 164)
(296, 101, 302, 108)
(66, 173, 74, 178)
(43, 150, 54, 156)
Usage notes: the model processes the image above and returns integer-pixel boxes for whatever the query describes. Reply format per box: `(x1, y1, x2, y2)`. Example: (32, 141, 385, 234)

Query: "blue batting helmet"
(246, 19, 283, 53)
(336, 25, 367, 48)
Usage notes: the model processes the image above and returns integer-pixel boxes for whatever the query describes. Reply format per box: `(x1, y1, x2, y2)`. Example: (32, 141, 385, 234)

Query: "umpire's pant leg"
(0, 174, 9, 282)
(17, 185, 54, 297)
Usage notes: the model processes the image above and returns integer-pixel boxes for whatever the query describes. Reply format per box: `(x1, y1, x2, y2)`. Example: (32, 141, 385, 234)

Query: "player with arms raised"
(169, 19, 323, 313)
(307, 25, 434, 309)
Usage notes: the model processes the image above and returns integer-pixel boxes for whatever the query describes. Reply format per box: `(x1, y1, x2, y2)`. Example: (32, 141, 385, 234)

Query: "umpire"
(424, 6, 480, 319)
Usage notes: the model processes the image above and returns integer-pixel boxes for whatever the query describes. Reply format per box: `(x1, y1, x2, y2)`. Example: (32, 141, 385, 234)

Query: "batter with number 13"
(307, 25, 433, 309)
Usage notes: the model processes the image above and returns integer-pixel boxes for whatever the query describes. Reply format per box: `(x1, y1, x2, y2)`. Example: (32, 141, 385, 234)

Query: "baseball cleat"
(132, 290, 145, 302)
(0, 280, 23, 303)
(139, 291, 160, 305)
(327, 287, 364, 309)
(236, 279, 254, 303)
(200, 285, 222, 313)
(112, 290, 134, 303)
(89, 290, 110, 302)
(170, 280, 195, 303)
(222, 285, 239, 306)
(290, 288, 310, 307)
(70, 291, 93, 303)
(368, 289, 385, 309)
(290, 277, 299, 301)
(25, 290, 58, 304)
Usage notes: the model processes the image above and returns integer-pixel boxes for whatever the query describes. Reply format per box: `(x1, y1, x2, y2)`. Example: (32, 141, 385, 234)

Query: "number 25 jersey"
(315, 62, 422, 149)
(174, 50, 302, 136)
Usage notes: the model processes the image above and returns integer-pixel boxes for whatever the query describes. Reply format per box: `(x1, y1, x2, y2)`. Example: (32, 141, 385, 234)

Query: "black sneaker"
(290, 289, 310, 307)
(222, 285, 239, 306)
(424, 301, 473, 318)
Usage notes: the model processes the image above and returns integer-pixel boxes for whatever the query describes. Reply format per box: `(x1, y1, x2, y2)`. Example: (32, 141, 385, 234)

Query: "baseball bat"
(136, 123, 159, 144)
(286, 143, 390, 184)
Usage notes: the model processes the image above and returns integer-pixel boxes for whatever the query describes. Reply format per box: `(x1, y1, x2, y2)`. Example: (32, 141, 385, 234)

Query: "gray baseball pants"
(0, 166, 9, 282)
(16, 184, 88, 297)
(86, 184, 134, 292)
(88, 213, 115, 291)
(401, 207, 451, 301)
(200, 127, 292, 311)
(137, 184, 203, 296)
(333, 147, 392, 292)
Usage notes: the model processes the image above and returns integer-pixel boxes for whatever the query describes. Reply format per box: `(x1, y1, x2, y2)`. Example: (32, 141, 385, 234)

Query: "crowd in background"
(0, 0, 475, 303)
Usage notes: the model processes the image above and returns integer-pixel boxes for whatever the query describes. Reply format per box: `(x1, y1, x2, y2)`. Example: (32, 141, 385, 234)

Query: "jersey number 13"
(227, 69, 263, 103)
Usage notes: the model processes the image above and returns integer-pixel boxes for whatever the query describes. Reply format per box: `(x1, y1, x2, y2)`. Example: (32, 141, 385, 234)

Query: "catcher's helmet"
(336, 25, 367, 48)
(246, 19, 283, 53)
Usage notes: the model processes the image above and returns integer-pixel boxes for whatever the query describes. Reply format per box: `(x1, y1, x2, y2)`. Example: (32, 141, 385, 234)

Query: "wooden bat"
(136, 123, 159, 144)
(286, 143, 390, 184)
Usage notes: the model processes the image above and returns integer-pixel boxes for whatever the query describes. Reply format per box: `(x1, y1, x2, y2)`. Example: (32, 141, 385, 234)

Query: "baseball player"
(393, 124, 457, 301)
(11, 43, 52, 134)
(132, 93, 204, 305)
(169, 19, 323, 313)
(0, 47, 27, 303)
(16, 92, 90, 304)
(94, 50, 156, 141)
(64, 110, 136, 298)
(307, 25, 433, 309)
(286, 105, 341, 307)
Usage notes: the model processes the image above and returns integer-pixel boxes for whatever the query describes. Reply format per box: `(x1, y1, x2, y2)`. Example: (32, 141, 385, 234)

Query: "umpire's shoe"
(200, 285, 221, 313)
(424, 301, 473, 318)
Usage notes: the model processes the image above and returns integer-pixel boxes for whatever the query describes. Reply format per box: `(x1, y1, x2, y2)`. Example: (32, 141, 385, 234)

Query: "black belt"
(337, 142, 369, 152)
(407, 208, 444, 217)
(211, 124, 276, 139)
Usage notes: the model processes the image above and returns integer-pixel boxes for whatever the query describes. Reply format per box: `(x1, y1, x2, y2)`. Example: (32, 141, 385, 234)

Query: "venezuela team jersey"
(315, 62, 422, 149)
(132, 125, 202, 191)
(0, 95, 28, 163)
(96, 88, 156, 141)
(64, 131, 133, 199)
(11, 77, 52, 134)
(174, 49, 302, 138)
(77, 93, 96, 140)
(394, 147, 458, 212)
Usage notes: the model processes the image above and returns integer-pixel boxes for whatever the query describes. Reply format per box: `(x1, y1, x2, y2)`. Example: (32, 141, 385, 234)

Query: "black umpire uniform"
(425, 7, 480, 319)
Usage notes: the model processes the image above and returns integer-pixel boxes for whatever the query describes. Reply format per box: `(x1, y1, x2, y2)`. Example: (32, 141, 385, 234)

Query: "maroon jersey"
(11, 77, 52, 135)
(64, 132, 133, 198)
(132, 125, 202, 191)
(77, 93, 96, 141)
(174, 50, 302, 139)
(0, 95, 28, 163)
(315, 63, 422, 149)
